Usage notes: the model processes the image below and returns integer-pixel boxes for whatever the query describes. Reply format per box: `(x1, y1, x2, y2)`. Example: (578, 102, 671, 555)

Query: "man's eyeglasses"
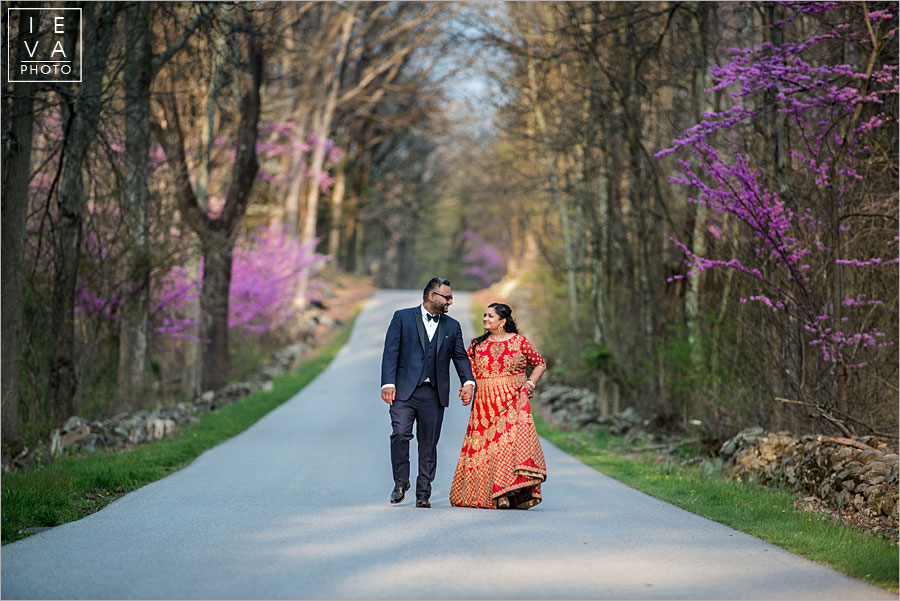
(432, 292, 453, 301)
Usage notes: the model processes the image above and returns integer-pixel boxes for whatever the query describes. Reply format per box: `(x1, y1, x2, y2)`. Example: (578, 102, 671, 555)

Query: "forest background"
(1, 1, 897, 460)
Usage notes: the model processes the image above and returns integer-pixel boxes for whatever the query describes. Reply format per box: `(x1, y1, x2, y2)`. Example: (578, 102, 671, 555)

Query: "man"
(381, 277, 475, 508)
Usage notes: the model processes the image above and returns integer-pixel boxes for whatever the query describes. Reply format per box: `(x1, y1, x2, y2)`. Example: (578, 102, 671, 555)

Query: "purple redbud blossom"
(460, 231, 506, 286)
(661, 2, 897, 374)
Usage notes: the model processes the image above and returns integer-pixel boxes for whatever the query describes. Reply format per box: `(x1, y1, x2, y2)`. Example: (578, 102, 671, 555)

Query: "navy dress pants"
(389, 383, 445, 499)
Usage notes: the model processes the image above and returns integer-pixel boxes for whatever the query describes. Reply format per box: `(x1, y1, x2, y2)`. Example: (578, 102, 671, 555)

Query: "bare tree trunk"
(200, 237, 233, 390)
(328, 166, 346, 258)
(610, 149, 631, 312)
(182, 256, 202, 399)
(598, 371, 609, 418)
(301, 12, 354, 246)
(116, 3, 209, 406)
(353, 219, 365, 276)
(342, 189, 359, 271)
(623, 22, 654, 369)
(685, 2, 712, 365)
(551, 159, 578, 322)
(604, 125, 619, 354)
(283, 111, 310, 237)
(283, 3, 352, 237)
(582, 6, 613, 417)
(1, 9, 38, 453)
(762, 4, 788, 173)
(50, 3, 118, 421)
(296, 12, 354, 303)
(117, 1, 153, 408)
(710, 3, 754, 380)
(829, 191, 848, 419)
(583, 2, 607, 347)
(527, 50, 578, 327)
(202, 34, 263, 392)
(348, 150, 373, 274)
(715, 2, 753, 328)
(197, 26, 227, 211)
(716, 216, 739, 324)
(155, 16, 264, 393)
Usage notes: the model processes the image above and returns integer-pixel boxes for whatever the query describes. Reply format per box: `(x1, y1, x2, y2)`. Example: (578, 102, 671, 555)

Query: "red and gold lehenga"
(449, 334, 547, 510)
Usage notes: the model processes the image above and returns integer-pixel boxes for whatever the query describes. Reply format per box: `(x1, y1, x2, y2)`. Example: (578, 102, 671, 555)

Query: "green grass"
(533, 413, 899, 592)
(1, 312, 357, 545)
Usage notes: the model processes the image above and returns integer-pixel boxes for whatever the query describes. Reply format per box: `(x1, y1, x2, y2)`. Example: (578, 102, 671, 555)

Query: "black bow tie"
(426, 313, 440, 322)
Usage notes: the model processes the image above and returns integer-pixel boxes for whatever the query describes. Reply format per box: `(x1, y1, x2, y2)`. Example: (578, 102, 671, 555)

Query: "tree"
(659, 2, 898, 434)
(154, 6, 265, 392)
(116, 3, 210, 406)
(49, 2, 121, 421)
(2, 9, 40, 452)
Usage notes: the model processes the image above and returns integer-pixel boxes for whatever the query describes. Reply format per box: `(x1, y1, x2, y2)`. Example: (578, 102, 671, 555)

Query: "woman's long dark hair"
(469, 303, 519, 361)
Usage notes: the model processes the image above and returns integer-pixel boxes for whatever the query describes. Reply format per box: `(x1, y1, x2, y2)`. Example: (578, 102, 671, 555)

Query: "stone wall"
(536, 382, 637, 434)
(4, 339, 314, 472)
(720, 427, 899, 519)
(536, 382, 899, 524)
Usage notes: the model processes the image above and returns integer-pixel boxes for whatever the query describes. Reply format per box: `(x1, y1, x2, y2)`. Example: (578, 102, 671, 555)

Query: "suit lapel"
(414, 308, 426, 353)
(435, 317, 446, 356)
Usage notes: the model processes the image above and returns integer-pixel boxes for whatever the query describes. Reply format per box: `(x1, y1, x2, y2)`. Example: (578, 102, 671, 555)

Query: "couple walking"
(380, 277, 547, 510)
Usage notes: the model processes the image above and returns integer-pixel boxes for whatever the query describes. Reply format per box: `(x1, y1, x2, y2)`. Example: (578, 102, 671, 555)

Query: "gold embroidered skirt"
(449, 375, 547, 509)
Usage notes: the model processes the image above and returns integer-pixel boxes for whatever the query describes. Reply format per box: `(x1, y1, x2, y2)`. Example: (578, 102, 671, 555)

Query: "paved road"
(2, 291, 895, 600)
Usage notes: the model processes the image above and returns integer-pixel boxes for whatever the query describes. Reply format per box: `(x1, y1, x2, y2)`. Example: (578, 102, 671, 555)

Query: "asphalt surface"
(1, 290, 895, 600)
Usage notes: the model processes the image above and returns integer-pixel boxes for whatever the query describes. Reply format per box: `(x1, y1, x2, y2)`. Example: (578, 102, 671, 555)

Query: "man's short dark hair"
(423, 277, 451, 299)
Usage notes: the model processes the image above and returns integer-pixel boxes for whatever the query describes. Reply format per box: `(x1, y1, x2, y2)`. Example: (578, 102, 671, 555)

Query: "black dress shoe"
(390, 482, 409, 504)
(415, 497, 431, 508)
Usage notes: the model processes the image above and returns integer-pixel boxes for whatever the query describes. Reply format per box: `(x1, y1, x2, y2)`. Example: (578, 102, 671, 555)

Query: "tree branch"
(151, 3, 215, 76)
(150, 98, 210, 235)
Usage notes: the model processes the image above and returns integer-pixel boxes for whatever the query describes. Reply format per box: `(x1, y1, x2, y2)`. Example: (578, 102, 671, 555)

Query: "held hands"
(459, 383, 474, 406)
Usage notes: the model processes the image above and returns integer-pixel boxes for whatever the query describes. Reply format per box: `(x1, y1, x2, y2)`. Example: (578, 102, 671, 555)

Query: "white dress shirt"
(421, 304, 440, 341)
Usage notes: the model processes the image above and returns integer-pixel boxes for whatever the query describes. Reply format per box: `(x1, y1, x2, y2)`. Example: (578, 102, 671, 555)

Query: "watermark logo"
(7, 7, 81, 83)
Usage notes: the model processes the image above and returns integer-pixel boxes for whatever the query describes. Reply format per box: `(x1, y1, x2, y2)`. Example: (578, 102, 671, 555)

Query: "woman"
(449, 303, 547, 509)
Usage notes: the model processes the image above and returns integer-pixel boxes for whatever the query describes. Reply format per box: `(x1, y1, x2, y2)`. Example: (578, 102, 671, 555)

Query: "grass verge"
(533, 412, 899, 592)
(1, 311, 357, 546)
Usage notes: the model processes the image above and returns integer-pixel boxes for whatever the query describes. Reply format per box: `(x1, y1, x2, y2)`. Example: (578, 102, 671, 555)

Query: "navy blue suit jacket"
(381, 306, 475, 407)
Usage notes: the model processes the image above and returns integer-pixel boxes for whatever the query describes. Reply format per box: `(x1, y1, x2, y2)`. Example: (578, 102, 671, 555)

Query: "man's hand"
(381, 386, 396, 405)
(459, 383, 474, 406)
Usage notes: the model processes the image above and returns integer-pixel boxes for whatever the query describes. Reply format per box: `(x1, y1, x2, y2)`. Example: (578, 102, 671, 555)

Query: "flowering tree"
(73, 223, 328, 350)
(148, 225, 328, 343)
(24, 108, 332, 418)
(60, 110, 338, 396)
(153, 10, 265, 392)
(657, 2, 898, 432)
(459, 231, 507, 287)
(227, 225, 329, 332)
(256, 123, 343, 193)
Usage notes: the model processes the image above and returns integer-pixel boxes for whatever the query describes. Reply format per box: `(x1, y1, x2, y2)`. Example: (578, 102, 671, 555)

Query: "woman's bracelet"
(526, 379, 536, 389)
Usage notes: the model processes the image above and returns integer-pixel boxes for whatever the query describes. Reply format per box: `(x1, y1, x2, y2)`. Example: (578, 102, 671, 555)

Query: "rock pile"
(5, 337, 314, 472)
(537, 381, 899, 528)
(720, 427, 899, 519)
(537, 383, 639, 434)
